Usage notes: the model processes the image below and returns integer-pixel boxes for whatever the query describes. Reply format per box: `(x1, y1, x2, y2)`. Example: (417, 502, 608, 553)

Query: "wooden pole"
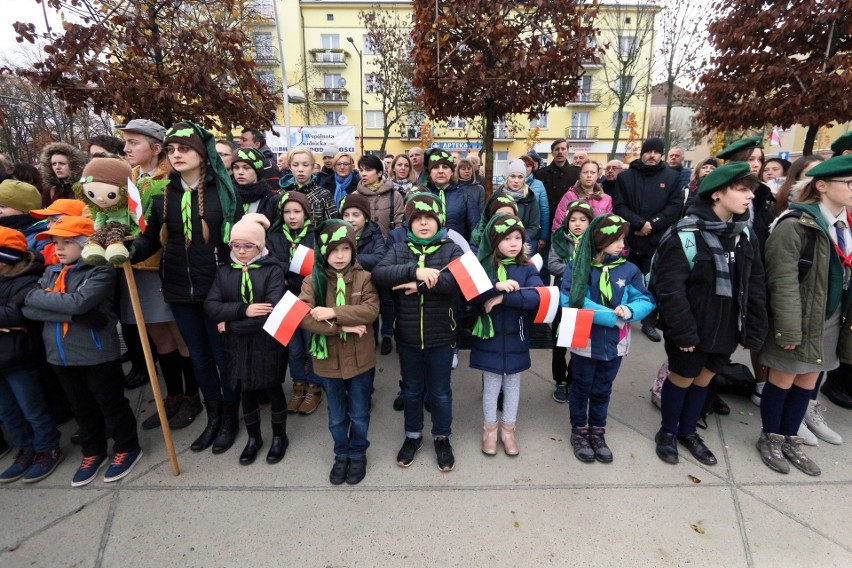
(122, 261, 180, 476)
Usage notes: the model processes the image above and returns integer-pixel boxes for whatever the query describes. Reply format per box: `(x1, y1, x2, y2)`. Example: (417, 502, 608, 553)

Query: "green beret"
(805, 155, 852, 179)
(831, 131, 852, 156)
(697, 162, 752, 196)
(716, 136, 764, 160)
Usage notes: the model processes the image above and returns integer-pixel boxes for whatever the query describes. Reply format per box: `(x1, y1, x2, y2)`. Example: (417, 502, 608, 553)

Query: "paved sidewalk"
(2, 328, 852, 567)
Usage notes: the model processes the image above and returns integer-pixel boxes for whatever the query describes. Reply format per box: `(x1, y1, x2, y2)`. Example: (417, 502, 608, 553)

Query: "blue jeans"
(568, 354, 622, 428)
(398, 344, 453, 438)
(170, 303, 237, 405)
(318, 369, 375, 458)
(287, 327, 315, 384)
(0, 366, 60, 452)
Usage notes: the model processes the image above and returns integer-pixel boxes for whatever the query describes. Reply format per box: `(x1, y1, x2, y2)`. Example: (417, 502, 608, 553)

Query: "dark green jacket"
(763, 204, 852, 365)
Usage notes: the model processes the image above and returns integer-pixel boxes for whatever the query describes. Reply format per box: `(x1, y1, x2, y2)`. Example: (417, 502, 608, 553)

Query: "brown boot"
(500, 421, 519, 456)
(481, 422, 498, 456)
(298, 383, 323, 415)
(287, 383, 306, 414)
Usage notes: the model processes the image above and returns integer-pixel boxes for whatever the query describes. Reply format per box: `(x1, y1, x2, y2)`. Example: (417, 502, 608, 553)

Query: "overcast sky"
(1, 1, 66, 65)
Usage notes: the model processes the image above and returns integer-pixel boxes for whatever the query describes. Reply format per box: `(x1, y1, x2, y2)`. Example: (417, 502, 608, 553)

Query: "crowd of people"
(1, 119, 851, 488)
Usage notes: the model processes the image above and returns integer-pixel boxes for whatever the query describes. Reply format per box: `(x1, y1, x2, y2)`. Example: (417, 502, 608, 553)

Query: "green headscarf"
(568, 214, 628, 308)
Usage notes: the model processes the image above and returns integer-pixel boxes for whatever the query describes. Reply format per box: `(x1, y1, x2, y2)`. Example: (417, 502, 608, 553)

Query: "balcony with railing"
(494, 126, 514, 141)
(310, 49, 349, 68)
(569, 91, 601, 107)
(565, 126, 599, 141)
(314, 88, 349, 105)
(251, 45, 278, 65)
(400, 126, 434, 140)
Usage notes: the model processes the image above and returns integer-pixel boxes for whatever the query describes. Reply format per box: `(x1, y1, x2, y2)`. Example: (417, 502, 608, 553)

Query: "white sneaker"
(797, 421, 819, 446)
(452, 353, 459, 370)
(751, 381, 765, 407)
(805, 399, 843, 445)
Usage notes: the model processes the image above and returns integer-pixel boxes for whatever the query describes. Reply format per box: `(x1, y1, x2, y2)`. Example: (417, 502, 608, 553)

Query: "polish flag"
(533, 286, 560, 324)
(529, 253, 543, 272)
(127, 178, 145, 233)
(289, 244, 314, 277)
(446, 229, 471, 254)
(447, 250, 494, 300)
(263, 291, 311, 346)
(556, 307, 594, 348)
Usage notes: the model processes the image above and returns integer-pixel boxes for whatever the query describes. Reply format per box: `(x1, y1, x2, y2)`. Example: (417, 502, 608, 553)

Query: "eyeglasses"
(605, 166, 619, 171)
(166, 145, 192, 155)
(229, 243, 259, 252)
(828, 179, 852, 190)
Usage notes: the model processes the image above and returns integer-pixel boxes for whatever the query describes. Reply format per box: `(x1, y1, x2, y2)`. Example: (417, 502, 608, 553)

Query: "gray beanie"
(506, 158, 527, 177)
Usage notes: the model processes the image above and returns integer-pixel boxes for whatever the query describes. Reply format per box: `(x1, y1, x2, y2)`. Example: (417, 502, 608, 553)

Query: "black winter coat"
(612, 159, 683, 256)
(356, 221, 387, 272)
(132, 173, 242, 304)
(204, 256, 287, 390)
(0, 252, 45, 370)
(371, 234, 463, 349)
(534, 162, 580, 221)
(266, 227, 315, 296)
(654, 200, 768, 354)
(423, 182, 480, 241)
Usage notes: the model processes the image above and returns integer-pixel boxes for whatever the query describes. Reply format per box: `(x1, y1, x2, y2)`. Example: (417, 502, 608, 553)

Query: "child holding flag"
(470, 214, 543, 456)
(298, 220, 379, 485)
(560, 214, 654, 463)
(205, 213, 289, 466)
(372, 193, 463, 472)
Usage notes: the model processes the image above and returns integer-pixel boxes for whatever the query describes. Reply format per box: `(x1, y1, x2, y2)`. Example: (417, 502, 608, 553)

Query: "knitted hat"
(230, 213, 269, 249)
(716, 136, 763, 160)
(278, 191, 312, 218)
(831, 132, 852, 156)
(29, 199, 86, 219)
(640, 138, 665, 155)
(339, 192, 371, 220)
(476, 214, 525, 277)
(426, 149, 454, 172)
(0, 179, 41, 214)
(316, 219, 356, 260)
(0, 226, 28, 263)
(231, 147, 266, 178)
(806, 154, 852, 179)
(698, 162, 753, 196)
(322, 146, 337, 159)
(568, 214, 629, 308)
(164, 122, 208, 159)
(565, 200, 594, 225)
(404, 191, 444, 227)
(35, 215, 95, 241)
(485, 192, 518, 219)
(506, 158, 527, 177)
(79, 157, 132, 188)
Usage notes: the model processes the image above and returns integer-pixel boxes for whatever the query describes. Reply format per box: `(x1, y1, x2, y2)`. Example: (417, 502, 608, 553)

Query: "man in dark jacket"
(667, 146, 692, 191)
(239, 128, 281, 188)
(601, 159, 623, 198)
(315, 146, 337, 189)
(534, 139, 580, 218)
(612, 137, 682, 342)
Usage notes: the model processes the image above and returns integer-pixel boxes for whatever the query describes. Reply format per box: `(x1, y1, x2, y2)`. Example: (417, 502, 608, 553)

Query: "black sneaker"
(329, 456, 349, 485)
(396, 437, 423, 467)
(588, 426, 613, 463)
(347, 456, 367, 485)
(141, 396, 182, 430)
(434, 437, 455, 472)
(169, 394, 203, 430)
(641, 325, 662, 342)
(712, 395, 731, 416)
(678, 433, 717, 465)
(570, 428, 595, 463)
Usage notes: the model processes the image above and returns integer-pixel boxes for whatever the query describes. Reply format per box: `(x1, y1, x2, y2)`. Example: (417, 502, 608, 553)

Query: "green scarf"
(309, 220, 354, 359)
(284, 221, 311, 247)
(180, 188, 193, 244)
(472, 258, 516, 339)
(231, 263, 262, 303)
(569, 215, 627, 308)
(551, 229, 584, 264)
(590, 257, 626, 307)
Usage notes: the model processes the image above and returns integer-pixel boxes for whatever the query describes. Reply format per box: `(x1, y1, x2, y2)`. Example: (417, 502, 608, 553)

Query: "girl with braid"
(131, 121, 242, 455)
(205, 214, 288, 466)
(299, 219, 379, 485)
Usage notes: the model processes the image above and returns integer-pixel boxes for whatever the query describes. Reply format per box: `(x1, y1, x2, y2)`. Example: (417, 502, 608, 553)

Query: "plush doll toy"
(73, 157, 140, 265)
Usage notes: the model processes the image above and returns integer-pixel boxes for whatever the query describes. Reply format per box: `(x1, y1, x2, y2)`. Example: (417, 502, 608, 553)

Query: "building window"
(447, 116, 466, 129)
(321, 34, 340, 50)
(366, 111, 385, 129)
(495, 151, 508, 161)
(577, 76, 592, 101)
(365, 73, 381, 93)
(255, 71, 275, 93)
(364, 36, 376, 55)
(323, 74, 344, 89)
(615, 75, 633, 96)
(530, 113, 548, 130)
(251, 32, 274, 61)
(618, 35, 636, 57)
(325, 111, 343, 126)
(251, 0, 273, 19)
(327, 14, 333, 21)
(611, 112, 630, 130)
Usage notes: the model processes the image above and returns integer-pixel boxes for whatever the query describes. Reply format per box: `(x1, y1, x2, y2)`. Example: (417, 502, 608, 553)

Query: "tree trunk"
(609, 102, 626, 161)
(663, 77, 675, 151)
(483, 101, 496, 197)
(803, 124, 818, 156)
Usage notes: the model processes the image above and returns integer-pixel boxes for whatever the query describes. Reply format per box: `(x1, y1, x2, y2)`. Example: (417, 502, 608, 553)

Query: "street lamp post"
(346, 36, 365, 155)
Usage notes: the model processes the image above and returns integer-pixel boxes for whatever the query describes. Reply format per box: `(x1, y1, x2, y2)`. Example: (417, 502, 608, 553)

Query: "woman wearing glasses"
(319, 153, 361, 209)
(131, 121, 242, 456)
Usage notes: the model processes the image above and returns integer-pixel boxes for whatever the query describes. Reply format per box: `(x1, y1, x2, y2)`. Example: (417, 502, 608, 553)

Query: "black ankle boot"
(239, 436, 263, 465)
(190, 400, 222, 452)
(212, 403, 240, 454)
(267, 412, 288, 464)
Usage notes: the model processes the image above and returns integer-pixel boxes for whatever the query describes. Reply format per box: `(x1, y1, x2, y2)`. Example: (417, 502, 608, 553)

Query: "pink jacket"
(551, 186, 612, 233)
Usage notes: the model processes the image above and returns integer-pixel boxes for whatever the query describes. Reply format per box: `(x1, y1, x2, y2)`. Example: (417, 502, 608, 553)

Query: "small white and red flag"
(447, 250, 494, 300)
(556, 307, 594, 349)
(263, 291, 311, 346)
(288, 244, 315, 277)
(770, 127, 783, 148)
(529, 253, 543, 272)
(127, 178, 145, 233)
(533, 286, 560, 324)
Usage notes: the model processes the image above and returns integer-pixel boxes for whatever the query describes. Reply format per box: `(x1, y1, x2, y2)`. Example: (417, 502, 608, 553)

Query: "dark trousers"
(52, 360, 139, 457)
(399, 345, 453, 438)
(628, 251, 656, 326)
(551, 307, 572, 386)
(318, 370, 375, 458)
(568, 354, 622, 428)
(242, 386, 287, 438)
(0, 366, 60, 452)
